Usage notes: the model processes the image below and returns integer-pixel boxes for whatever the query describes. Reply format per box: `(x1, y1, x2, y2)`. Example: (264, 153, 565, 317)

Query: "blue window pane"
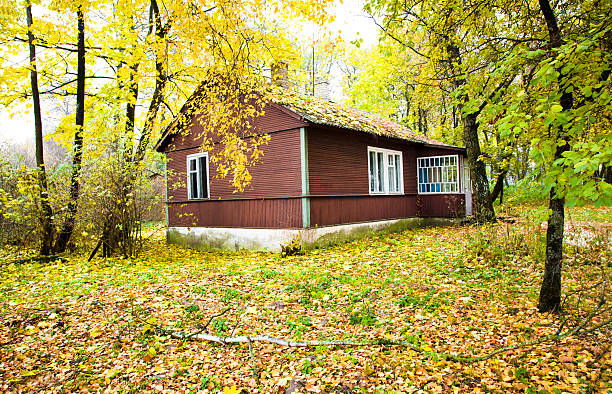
(435, 158, 439, 166)
(436, 184, 440, 192)
(418, 168, 422, 183)
(424, 169, 428, 183)
(426, 184, 430, 192)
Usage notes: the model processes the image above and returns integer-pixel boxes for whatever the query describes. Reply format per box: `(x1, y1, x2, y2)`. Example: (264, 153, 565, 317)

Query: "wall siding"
(306, 126, 466, 224)
(165, 102, 307, 151)
(310, 195, 417, 227)
(418, 194, 466, 218)
(168, 198, 301, 228)
(162, 103, 305, 229)
(166, 128, 302, 202)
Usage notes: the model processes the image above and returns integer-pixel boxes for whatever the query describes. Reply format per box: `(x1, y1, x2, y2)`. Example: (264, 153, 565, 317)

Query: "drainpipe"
(299, 127, 310, 228)
(164, 155, 169, 227)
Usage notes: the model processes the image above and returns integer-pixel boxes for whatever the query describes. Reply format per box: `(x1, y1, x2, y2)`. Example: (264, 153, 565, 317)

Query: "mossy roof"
(155, 85, 462, 151)
(269, 88, 455, 147)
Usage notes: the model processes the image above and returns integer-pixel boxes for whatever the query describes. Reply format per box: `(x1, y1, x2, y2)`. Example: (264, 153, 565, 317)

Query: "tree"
(496, 0, 612, 312)
(362, 0, 534, 222)
(53, 3, 86, 253)
(1, 0, 336, 255)
(26, 0, 54, 255)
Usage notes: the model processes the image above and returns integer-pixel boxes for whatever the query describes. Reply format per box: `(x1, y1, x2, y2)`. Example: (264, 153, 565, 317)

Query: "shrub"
(281, 234, 304, 257)
(465, 223, 545, 266)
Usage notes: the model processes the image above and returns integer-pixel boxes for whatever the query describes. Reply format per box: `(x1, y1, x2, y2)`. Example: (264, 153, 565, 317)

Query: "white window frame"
(367, 146, 404, 195)
(417, 154, 459, 194)
(186, 152, 210, 200)
(462, 157, 472, 193)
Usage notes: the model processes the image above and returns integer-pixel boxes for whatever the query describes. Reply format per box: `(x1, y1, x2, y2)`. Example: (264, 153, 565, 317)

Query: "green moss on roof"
(269, 87, 452, 146)
(156, 82, 462, 151)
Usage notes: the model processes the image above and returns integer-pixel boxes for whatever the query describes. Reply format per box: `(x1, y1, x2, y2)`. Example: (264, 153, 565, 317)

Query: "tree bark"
(132, 0, 169, 164)
(54, 6, 85, 253)
(26, 2, 54, 256)
(537, 0, 573, 313)
(490, 170, 507, 203)
(446, 43, 496, 223)
(461, 112, 496, 222)
(99, 0, 169, 257)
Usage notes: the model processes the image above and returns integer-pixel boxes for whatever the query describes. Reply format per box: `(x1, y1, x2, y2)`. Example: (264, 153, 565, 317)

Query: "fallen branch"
(156, 310, 610, 364)
(163, 330, 423, 352)
(182, 306, 232, 340)
(247, 337, 261, 387)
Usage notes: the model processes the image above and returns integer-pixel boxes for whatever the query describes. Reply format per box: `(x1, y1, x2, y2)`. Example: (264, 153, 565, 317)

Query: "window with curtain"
(187, 153, 210, 199)
(368, 147, 403, 194)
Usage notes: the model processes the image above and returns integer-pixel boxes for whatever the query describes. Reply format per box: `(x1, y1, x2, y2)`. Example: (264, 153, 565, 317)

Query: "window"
(187, 153, 210, 199)
(417, 154, 459, 194)
(368, 147, 403, 194)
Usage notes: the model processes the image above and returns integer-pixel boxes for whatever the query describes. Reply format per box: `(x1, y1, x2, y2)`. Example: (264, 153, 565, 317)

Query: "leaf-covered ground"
(0, 205, 610, 393)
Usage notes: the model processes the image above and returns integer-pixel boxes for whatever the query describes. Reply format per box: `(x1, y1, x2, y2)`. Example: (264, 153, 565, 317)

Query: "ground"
(0, 204, 610, 393)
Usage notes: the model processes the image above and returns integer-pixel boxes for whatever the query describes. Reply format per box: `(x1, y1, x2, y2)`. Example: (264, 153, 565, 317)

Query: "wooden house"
(155, 86, 472, 251)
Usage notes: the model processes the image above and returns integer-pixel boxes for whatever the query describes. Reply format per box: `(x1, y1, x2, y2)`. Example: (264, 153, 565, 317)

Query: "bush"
(465, 223, 546, 266)
(281, 234, 304, 257)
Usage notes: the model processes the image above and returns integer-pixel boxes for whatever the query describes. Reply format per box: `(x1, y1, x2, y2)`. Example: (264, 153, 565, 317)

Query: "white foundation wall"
(167, 217, 459, 252)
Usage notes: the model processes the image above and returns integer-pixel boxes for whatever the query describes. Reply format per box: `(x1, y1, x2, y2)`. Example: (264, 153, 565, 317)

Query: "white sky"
(0, 0, 379, 145)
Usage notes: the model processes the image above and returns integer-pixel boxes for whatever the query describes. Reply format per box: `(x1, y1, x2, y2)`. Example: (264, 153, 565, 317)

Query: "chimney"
(314, 79, 331, 101)
(271, 62, 289, 89)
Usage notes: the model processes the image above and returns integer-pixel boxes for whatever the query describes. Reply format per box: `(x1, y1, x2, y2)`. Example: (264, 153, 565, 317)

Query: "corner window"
(187, 153, 210, 199)
(417, 154, 459, 194)
(368, 147, 403, 194)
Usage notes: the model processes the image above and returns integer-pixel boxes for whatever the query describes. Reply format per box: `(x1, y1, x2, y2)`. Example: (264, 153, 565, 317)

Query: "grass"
(0, 204, 610, 393)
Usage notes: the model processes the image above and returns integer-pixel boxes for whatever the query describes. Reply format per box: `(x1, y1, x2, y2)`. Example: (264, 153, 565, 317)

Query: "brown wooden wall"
(162, 102, 306, 228)
(166, 128, 302, 203)
(162, 103, 468, 229)
(168, 198, 302, 228)
(418, 194, 466, 218)
(306, 126, 466, 224)
(165, 102, 308, 151)
(310, 195, 418, 227)
(307, 126, 465, 196)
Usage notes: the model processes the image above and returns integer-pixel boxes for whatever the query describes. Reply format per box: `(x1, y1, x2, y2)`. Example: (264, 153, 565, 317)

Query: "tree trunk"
(133, 0, 169, 164)
(461, 112, 496, 222)
(26, 2, 54, 256)
(54, 6, 85, 253)
(490, 170, 507, 203)
(99, 0, 169, 257)
(537, 0, 573, 313)
(538, 151, 566, 312)
(446, 43, 496, 223)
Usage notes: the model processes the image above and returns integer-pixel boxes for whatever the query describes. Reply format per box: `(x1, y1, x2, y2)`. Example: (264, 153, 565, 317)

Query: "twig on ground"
(153, 297, 610, 365)
(247, 336, 261, 387)
(187, 306, 232, 339)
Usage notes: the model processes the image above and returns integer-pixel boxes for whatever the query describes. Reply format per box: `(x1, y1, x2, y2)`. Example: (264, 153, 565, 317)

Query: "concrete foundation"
(167, 217, 462, 252)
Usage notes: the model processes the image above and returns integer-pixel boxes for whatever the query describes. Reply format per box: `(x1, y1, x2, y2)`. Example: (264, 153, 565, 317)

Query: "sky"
(0, 0, 379, 145)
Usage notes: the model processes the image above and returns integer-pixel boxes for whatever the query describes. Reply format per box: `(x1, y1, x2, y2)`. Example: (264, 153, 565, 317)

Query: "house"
(155, 85, 472, 251)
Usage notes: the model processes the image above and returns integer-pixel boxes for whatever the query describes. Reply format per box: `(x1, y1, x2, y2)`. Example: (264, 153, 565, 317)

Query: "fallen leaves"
(0, 206, 610, 392)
